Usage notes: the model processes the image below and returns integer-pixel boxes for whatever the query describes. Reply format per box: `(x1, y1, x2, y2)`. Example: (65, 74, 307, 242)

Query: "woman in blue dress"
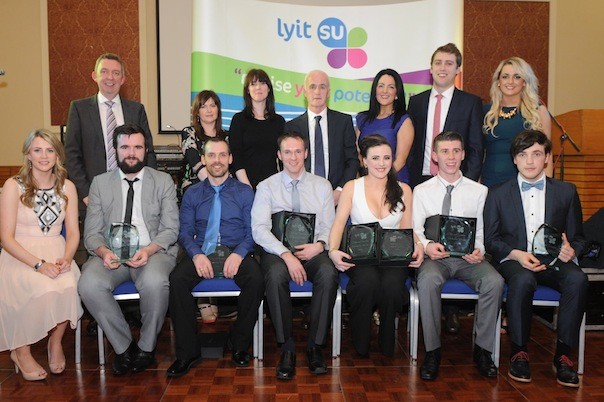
(356, 69, 414, 184)
(482, 57, 552, 187)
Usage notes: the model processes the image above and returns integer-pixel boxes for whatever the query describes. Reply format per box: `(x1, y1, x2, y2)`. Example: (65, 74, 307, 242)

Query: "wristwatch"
(317, 240, 327, 250)
(34, 259, 46, 270)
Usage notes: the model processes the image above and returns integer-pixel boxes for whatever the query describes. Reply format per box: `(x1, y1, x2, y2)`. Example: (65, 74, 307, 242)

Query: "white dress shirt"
(422, 85, 455, 176)
(118, 169, 151, 246)
(306, 108, 329, 178)
(413, 172, 488, 254)
(518, 173, 547, 252)
(97, 93, 125, 153)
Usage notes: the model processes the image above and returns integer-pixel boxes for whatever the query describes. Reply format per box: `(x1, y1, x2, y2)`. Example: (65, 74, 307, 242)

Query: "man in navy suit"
(284, 70, 359, 205)
(65, 53, 157, 216)
(407, 43, 484, 333)
(407, 43, 483, 188)
(484, 129, 588, 388)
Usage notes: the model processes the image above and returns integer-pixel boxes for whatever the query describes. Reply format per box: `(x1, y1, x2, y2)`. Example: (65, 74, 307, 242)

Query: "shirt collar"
(281, 170, 306, 187)
(307, 108, 327, 121)
(98, 92, 122, 106)
(430, 85, 455, 99)
(517, 173, 546, 189)
(436, 171, 463, 188)
(119, 167, 145, 182)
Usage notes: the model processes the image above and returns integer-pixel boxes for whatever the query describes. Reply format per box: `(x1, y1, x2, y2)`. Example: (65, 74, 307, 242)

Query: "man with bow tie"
(485, 129, 588, 388)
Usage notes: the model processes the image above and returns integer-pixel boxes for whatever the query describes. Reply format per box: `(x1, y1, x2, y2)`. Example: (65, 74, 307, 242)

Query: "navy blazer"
(284, 109, 359, 189)
(407, 88, 484, 187)
(65, 95, 157, 204)
(484, 177, 586, 264)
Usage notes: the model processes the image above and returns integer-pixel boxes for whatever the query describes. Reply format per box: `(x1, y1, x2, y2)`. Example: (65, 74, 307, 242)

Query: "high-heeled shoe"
(47, 341, 66, 374)
(199, 303, 217, 324)
(10, 351, 47, 381)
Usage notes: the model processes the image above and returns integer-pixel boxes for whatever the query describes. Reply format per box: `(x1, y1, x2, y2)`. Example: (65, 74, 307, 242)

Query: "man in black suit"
(407, 43, 483, 188)
(484, 129, 588, 388)
(65, 53, 157, 216)
(407, 43, 484, 333)
(284, 70, 359, 205)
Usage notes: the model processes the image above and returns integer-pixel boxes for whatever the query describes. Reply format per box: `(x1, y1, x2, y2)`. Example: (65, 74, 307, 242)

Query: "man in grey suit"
(284, 70, 359, 205)
(65, 53, 157, 215)
(78, 124, 178, 376)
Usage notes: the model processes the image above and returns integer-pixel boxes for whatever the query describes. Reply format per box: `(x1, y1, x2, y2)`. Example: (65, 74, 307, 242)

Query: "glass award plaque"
(341, 222, 379, 265)
(108, 222, 140, 263)
(271, 211, 316, 253)
(532, 223, 563, 271)
(380, 228, 414, 266)
(424, 215, 477, 257)
(206, 244, 231, 278)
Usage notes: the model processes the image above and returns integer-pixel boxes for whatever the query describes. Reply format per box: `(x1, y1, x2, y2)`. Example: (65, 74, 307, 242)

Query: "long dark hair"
(359, 69, 407, 129)
(242, 68, 276, 120)
(191, 90, 226, 139)
(359, 134, 404, 213)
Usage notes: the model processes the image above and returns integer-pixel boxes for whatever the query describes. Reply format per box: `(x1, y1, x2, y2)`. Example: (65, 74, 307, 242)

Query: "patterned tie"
(441, 185, 454, 215)
(123, 178, 139, 224)
(521, 180, 545, 191)
(430, 94, 444, 176)
(314, 115, 326, 178)
(105, 101, 118, 171)
(202, 185, 223, 254)
(291, 179, 300, 212)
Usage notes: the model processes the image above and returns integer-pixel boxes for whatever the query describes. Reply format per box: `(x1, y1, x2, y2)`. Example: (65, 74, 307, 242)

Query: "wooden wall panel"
(463, 0, 549, 104)
(47, 0, 141, 126)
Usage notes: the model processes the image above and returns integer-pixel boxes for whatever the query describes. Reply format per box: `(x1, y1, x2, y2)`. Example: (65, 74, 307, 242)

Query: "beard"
(118, 157, 145, 174)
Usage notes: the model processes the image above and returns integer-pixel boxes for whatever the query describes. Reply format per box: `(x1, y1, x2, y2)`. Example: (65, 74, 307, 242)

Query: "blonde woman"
(482, 57, 552, 187)
(0, 130, 82, 380)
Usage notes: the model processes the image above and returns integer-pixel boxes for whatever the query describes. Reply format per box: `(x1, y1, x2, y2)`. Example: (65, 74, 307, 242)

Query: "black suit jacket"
(284, 109, 359, 189)
(407, 88, 484, 187)
(65, 95, 157, 204)
(484, 177, 586, 264)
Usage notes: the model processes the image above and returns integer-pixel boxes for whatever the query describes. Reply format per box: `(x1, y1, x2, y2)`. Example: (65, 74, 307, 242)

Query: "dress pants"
(261, 252, 338, 346)
(78, 252, 176, 354)
(346, 265, 409, 356)
(498, 259, 588, 349)
(169, 255, 264, 360)
(417, 257, 503, 353)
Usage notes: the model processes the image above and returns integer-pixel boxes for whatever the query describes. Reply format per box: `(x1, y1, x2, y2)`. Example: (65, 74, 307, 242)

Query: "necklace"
(499, 107, 517, 119)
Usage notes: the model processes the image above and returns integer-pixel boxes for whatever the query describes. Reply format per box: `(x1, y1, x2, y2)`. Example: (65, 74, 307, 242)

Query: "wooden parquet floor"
(1, 312, 604, 401)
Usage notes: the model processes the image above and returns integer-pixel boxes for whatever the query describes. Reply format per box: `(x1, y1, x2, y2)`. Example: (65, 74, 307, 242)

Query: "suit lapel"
(110, 171, 124, 222)
(300, 112, 311, 172)
(140, 168, 154, 223)
(544, 177, 556, 225)
(89, 95, 105, 145)
(443, 88, 459, 129)
(508, 180, 528, 247)
(326, 109, 336, 179)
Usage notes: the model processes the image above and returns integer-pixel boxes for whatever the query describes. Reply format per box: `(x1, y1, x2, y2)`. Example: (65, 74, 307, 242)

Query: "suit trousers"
(78, 252, 176, 354)
(168, 254, 264, 360)
(261, 252, 338, 346)
(346, 265, 409, 356)
(417, 257, 503, 353)
(498, 259, 588, 349)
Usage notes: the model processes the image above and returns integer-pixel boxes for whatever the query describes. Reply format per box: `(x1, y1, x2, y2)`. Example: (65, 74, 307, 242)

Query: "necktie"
(521, 180, 545, 191)
(430, 94, 444, 176)
(441, 184, 454, 215)
(291, 179, 300, 212)
(105, 101, 118, 171)
(314, 115, 326, 178)
(123, 178, 139, 224)
(202, 185, 223, 254)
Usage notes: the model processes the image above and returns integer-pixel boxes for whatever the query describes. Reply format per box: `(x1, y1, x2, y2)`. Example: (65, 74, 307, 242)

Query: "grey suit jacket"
(65, 95, 157, 204)
(284, 108, 359, 189)
(84, 167, 179, 258)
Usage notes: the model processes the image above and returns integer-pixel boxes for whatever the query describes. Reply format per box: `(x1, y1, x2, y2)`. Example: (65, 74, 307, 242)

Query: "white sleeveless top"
(350, 177, 404, 229)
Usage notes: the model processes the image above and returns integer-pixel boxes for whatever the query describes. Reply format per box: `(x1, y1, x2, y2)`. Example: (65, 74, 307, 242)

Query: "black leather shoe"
(307, 346, 327, 375)
(112, 343, 135, 376)
(444, 311, 460, 334)
(131, 347, 156, 373)
(473, 345, 497, 378)
(276, 350, 296, 380)
(508, 351, 531, 383)
(553, 355, 580, 388)
(232, 350, 251, 367)
(166, 355, 203, 378)
(420, 349, 441, 380)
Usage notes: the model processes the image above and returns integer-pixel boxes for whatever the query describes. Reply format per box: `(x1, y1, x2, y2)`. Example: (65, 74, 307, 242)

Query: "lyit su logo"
(317, 18, 367, 69)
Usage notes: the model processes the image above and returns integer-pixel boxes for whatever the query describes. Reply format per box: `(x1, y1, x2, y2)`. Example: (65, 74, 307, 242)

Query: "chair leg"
(75, 319, 81, 365)
(493, 308, 501, 368)
(332, 288, 342, 358)
(257, 300, 264, 361)
(578, 312, 586, 374)
(97, 326, 105, 366)
(410, 287, 419, 364)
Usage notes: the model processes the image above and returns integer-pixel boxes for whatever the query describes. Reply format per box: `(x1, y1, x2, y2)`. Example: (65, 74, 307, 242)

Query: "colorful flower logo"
(317, 18, 367, 69)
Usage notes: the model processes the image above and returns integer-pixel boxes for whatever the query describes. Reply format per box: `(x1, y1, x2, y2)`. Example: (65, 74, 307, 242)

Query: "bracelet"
(34, 259, 46, 270)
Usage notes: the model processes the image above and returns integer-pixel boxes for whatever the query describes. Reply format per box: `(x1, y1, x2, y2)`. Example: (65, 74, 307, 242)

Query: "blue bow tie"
(521, 180, 544, 191)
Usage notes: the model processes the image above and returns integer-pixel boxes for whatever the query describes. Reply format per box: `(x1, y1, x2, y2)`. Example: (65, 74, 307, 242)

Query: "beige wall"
(0, 0, 602, 165)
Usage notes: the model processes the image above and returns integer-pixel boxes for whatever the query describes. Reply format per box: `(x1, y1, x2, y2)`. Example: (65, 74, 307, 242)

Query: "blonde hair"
(18, 129, 68, 208)
(483, 57, 542, 135)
